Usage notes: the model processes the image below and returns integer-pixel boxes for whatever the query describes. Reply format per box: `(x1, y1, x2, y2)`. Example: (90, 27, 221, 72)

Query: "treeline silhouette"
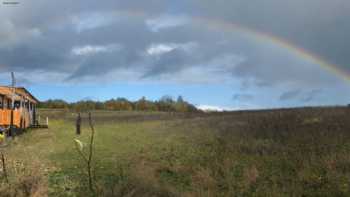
(37, 96, 198, 112)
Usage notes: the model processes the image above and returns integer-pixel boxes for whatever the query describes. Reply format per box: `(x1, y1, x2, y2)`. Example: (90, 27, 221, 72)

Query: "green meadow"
(1, 107, 350, 196)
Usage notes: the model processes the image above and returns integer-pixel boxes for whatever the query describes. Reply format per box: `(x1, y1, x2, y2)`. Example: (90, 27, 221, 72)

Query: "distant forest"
(37, 96, 199, 112)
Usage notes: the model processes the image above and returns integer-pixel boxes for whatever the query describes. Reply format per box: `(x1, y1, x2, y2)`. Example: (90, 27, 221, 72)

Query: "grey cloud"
(0, 0, 347, 90)
(142, 48, 190, 78)
(301, 89, 323, 103)
(67, 47, 141, 80)
(0, 45, 68, 72)
(15, 76, 33, 87)
(279, 89, 323, 102)
(192, 0, 350, 75)
(279, 90, 301, 101)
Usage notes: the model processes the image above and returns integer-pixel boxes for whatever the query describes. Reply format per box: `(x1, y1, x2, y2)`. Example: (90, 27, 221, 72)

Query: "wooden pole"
(9, 109, 13, 137)
(10, 73, 15, 137)
(1, 152, 8, 183)
(76, 113, 81, 135)
(33, 104, 36, 125)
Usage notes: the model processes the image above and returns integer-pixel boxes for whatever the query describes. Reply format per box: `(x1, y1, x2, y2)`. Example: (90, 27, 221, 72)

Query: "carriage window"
(14, 101, 21, 109)
(7, 99, 11, 109)
(0, 96, 3, 109)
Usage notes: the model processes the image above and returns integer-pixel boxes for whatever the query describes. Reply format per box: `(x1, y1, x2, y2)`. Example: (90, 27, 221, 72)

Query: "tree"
(37, 96, 198, 112)
(177, 96, 184, 103)
(175, 96, 187, 112)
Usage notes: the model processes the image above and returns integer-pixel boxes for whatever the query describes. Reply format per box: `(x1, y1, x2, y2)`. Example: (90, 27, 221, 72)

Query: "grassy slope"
(1, 107, 350, 196)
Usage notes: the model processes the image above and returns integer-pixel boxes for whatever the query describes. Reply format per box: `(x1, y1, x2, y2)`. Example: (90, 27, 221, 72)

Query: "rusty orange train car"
(0, 86, 39, 130)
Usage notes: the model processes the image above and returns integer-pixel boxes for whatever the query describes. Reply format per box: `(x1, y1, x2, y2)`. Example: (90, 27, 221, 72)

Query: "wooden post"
(33, 104, 36, 125)
(76, 113, 81, 135)
(46, 117, 49, 126)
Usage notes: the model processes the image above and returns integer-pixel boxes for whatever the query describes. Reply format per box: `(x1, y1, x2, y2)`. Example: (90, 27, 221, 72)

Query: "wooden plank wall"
(0, 109, 25, 128)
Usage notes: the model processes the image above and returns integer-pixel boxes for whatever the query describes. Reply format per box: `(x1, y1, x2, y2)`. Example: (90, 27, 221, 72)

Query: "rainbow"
(194, 17, 350, 82)
(103, 10, 350, 82)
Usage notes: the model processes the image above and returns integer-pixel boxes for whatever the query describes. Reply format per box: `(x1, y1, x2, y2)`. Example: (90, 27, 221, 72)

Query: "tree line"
(37, 96, 199, 112)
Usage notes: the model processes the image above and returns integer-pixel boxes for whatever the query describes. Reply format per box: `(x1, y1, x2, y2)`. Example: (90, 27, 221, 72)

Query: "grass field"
(1, 107, 350, 196)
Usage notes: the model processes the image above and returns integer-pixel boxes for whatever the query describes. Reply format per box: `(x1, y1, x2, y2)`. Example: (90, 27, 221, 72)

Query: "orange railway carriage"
(0, 86, 39, 129)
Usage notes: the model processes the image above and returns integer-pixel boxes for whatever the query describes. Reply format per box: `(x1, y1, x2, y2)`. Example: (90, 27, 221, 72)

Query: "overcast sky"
(0, 0, 349, 110)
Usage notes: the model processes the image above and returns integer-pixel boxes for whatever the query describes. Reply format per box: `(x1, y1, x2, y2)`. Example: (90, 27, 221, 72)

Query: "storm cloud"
(0, 0, 349, 106)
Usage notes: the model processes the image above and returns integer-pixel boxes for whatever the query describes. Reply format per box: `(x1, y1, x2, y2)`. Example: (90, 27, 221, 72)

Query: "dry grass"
(0, 107, 349, 196)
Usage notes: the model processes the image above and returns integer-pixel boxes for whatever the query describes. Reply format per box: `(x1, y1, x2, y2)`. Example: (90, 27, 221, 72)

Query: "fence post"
(76, 113, 81, 135)
(46, 117, 49, 126)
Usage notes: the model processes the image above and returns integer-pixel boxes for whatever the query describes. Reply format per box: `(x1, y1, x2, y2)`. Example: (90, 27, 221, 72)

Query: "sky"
(0, 0, 349, 110)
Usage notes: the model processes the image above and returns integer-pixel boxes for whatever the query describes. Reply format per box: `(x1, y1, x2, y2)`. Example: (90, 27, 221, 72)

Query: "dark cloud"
(142, 48, 190, 78)
(279, 89, 323, 103)
(0, 0, 348, 91)
(192, 0, 350, 75)
(279, 90, 301, 101)
(0, 44, 69, 72)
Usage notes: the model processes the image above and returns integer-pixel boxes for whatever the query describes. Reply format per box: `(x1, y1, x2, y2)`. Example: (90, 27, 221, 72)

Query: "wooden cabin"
(0, 86, 39, 129)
